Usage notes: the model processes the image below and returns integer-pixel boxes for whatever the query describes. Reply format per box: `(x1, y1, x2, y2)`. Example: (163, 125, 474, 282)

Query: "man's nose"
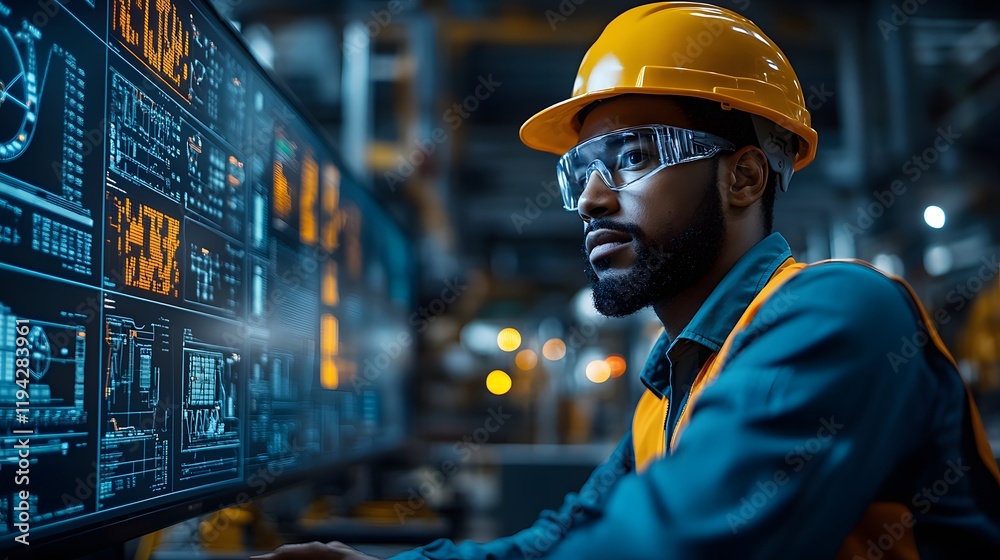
(577, 169, 619, 221)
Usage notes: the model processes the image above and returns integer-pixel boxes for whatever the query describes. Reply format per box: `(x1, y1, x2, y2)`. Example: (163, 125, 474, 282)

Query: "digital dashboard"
(0, 0, 414, 555)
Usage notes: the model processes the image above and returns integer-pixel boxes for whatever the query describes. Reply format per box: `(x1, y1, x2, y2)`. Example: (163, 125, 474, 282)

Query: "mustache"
(585, 218, 644, 238)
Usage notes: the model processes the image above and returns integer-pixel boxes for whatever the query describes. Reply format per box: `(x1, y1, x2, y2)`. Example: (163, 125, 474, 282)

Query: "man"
(254, 3, 1000, 558)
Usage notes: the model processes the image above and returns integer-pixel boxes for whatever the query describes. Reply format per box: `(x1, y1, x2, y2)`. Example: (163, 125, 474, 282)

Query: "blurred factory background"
(199, 0, 1000, 551)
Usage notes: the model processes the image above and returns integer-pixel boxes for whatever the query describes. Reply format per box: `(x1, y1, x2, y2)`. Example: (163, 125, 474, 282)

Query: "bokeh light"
(585, 360, 611, 383)
(542, 338, 566, 360)
(486, 370, 512, 395)
(606, 355, 627, 378)
(515, 349, 538, 370)
(923, 205, 946, 229)
(497, 327, 522, 352)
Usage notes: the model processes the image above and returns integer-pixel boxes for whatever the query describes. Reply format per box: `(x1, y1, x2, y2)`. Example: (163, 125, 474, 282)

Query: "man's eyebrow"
(602, 131, 643, 151)
(603, 135, 626, 151)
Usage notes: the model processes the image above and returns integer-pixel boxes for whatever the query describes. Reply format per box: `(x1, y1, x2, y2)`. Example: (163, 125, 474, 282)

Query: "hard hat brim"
(519, 86, 817, 172)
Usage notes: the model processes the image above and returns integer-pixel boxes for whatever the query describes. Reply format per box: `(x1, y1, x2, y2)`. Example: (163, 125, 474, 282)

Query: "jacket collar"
(639, 233, 793, 397)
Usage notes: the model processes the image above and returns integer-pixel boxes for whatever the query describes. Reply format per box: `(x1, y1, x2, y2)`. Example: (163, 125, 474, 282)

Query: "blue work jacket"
(392, 233, 1000, 559)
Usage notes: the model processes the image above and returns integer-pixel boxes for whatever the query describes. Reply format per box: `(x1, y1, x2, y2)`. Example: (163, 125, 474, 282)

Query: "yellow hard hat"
(520, 2, 817, 176)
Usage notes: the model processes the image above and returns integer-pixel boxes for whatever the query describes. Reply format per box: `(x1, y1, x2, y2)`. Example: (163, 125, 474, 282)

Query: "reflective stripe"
(632, 388, 669, 474)
(671, 257, 803, 451)
(631, 257, 797, 470)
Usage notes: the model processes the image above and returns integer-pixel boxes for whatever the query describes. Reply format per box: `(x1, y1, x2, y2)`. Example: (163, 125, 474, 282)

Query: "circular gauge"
(27, 325, 51, 380)
(0, 24, 39, 162)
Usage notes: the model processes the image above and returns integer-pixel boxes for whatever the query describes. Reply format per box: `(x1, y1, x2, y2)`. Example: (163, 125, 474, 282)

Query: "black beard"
(582, 182, 726, 318)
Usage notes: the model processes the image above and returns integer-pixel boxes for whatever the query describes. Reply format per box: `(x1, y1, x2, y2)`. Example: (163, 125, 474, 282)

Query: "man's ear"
(720, 146, 769, 209)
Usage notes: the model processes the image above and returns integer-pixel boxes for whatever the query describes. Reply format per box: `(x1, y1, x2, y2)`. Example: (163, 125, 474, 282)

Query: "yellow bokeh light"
(606, 355, 627, 378)
(542, 338, 566, 360)
(320, 357, 339, 389)
(515, 349, 538, 370)
(585, 360, 611, 383)
(320, 314, 339, 389)
(497, 327, 522, 352)
(486, 369, 512, 395)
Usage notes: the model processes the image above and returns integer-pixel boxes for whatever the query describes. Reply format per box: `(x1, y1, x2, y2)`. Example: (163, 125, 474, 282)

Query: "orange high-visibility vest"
(631, 257, 1000, 558)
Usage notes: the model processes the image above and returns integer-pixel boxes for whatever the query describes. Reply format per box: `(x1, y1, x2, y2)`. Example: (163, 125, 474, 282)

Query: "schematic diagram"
(107, 67, 183, 201)
(181, 122, 246, 239)
(99, 308, 173, 509)
(177, 324, 241, 488)
(107, 63, 247, 241)
(103, 58, 249, 348)
(184, 220, 244, 315)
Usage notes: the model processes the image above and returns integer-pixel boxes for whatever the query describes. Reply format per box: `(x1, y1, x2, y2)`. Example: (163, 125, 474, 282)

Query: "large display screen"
(0, 1, 414, 555)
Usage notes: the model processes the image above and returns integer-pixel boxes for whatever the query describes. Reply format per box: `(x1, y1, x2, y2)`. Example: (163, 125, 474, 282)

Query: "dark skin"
(249, 94, 772, 560)
(578, 94, 770, 340)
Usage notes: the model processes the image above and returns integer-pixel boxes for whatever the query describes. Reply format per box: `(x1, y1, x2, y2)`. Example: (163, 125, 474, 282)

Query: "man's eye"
(620, 150, 648, 168)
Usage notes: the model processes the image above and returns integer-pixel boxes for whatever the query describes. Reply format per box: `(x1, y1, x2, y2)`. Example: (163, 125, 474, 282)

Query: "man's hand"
(249, 541, 384, 560)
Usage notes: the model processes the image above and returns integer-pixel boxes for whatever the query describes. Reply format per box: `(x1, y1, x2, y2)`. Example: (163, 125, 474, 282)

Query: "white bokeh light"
(923, 205, 946, 229)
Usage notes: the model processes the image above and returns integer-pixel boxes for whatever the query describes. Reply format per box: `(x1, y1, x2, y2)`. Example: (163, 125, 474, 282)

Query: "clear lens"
(556, 125, 734, 211)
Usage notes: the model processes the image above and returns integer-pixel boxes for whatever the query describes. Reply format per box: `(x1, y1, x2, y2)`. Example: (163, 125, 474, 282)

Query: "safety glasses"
(556, 125, 736, 211)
